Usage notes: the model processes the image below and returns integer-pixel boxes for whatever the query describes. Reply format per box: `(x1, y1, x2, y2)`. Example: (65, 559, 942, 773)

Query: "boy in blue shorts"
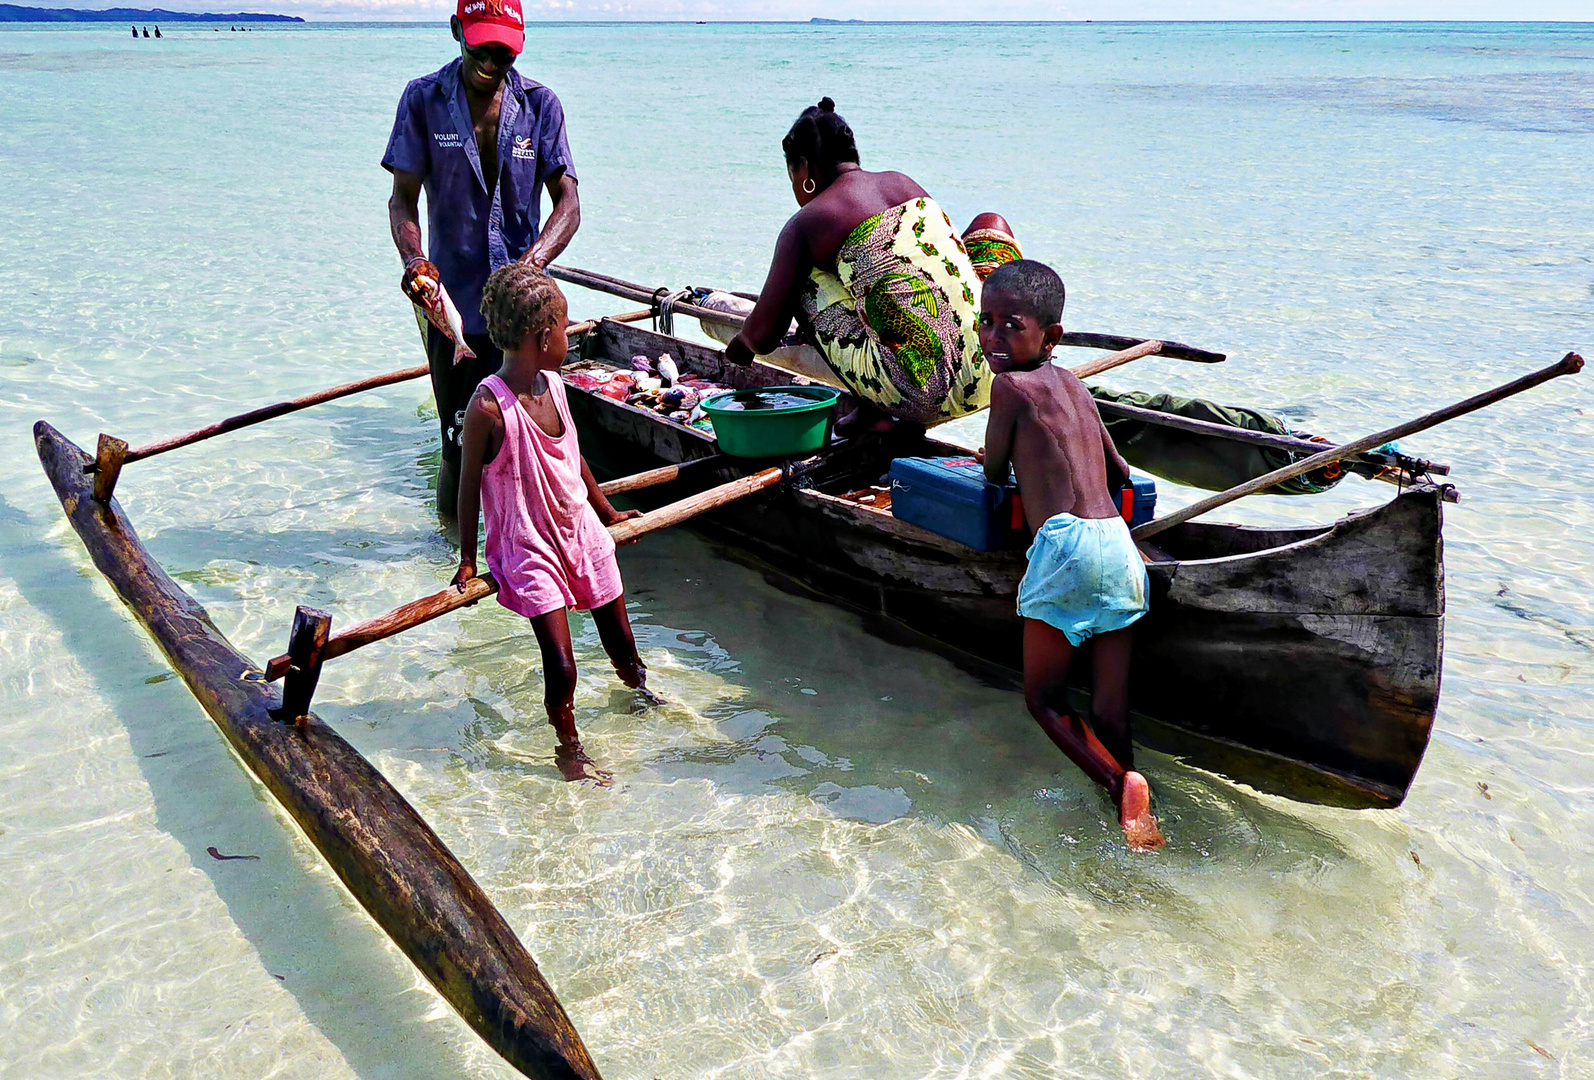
(978, 260, 1164, 850)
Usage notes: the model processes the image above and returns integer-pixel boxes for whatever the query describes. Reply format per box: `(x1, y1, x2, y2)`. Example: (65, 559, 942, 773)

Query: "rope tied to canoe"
(653, 287, 692, 338)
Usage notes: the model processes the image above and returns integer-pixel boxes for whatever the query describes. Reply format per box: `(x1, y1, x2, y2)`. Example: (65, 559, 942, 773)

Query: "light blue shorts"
(1017, 513, 1150, 647)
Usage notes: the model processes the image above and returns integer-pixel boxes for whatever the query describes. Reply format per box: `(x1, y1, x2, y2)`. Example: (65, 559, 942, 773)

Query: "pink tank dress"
(479, 373, 623, 619)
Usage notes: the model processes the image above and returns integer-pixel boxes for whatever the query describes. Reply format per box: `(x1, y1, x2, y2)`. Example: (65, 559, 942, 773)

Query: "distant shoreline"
(0, 13, 1587, 25)
(0, 4, 303, 21)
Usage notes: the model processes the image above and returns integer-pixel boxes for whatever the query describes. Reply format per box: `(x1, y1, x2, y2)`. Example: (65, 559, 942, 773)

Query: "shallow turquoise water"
(1, 20, 1592, 1079)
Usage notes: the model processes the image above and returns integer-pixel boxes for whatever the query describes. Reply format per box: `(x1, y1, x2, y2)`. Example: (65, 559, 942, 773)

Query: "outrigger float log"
(37, 257, 1582, 1068)
(39, 421, 603, 1080)
(40, 387, 825, 1077)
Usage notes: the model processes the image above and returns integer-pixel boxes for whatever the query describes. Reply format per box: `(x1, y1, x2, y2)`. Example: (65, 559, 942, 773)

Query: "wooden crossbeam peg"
(91, 434, 128, 502)
(275, 606, 331, 725)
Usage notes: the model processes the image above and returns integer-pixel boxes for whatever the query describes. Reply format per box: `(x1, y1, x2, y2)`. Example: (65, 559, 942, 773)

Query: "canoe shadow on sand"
(1, 494, 487, 1080)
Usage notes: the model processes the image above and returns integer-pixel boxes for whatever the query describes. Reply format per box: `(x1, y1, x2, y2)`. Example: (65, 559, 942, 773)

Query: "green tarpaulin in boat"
(1090, 386, 1345, 496)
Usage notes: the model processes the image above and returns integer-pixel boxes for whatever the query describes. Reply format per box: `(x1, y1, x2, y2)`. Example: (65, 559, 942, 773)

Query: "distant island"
(809, 17, 864, 24)
(0, 4, 303, 20)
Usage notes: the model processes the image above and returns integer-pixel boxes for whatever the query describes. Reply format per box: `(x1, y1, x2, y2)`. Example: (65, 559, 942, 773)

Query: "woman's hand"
(402, 258, 441, 304)
(724, 334, 755, 367)
(974, 447, 986, 463)
(451, 559, 477, 590)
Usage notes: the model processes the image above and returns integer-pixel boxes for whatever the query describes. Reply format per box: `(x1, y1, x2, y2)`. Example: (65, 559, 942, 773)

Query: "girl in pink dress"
(453, 265, 649, 785)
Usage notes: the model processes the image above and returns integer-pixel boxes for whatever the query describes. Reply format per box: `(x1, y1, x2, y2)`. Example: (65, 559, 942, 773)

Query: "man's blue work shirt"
(382, 59, 575, 335)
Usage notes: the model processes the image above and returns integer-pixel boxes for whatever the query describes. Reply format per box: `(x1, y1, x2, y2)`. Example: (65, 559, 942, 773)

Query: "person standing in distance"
(383, 0, 581, 516)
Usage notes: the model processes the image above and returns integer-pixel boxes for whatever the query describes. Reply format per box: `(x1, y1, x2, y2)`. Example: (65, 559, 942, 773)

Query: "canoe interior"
(570, 319, 1445, 809)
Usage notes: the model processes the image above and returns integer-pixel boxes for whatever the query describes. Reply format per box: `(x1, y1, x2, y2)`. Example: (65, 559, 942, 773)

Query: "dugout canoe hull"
(34, 422, 600, 1080)
(570, 320, 1444, 808)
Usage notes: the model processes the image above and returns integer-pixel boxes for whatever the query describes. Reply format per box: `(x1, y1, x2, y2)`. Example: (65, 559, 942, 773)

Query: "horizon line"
(6, 11, 1594, 24)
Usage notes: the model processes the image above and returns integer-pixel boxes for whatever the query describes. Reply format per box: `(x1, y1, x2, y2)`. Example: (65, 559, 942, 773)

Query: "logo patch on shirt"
(511, 136, 536, 160)
(433, 132, 463, 148)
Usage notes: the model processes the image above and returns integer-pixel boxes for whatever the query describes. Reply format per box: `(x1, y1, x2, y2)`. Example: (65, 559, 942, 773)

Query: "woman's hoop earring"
(803, 178, 816, 195)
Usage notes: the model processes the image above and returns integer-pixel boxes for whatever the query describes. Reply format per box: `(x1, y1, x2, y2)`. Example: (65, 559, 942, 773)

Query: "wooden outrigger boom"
(36, 421, 602, 1080)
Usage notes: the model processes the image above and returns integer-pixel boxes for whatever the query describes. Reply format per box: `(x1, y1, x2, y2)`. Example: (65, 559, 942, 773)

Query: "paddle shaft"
(1133, 352, 1584, 540)
(549, 263, 1227, 363)
(99, 308, 648, 470)
(1071, 339, 1162, 379)
(265, 463, 795, 680)
(567, 308, 654, 338)
(87, 364, 431, 467)
(608, 466, 783, 545)
(597, 454, 727, 496)
(1094, 396, 1451, 475)
(549, 265, 744, 330)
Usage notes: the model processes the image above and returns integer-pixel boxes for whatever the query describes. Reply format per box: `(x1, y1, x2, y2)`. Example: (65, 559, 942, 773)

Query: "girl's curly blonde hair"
(480, 263, 564, 353)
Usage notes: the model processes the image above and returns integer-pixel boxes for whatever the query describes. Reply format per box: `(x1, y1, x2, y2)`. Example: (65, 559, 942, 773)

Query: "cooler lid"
(887, 456, 1007, 510)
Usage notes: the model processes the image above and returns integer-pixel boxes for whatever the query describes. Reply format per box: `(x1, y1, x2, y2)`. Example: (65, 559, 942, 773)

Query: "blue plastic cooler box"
(1116, 473, 1158, 528)
(887, 456, 1014, 551)
(888, 457, 1156, 551)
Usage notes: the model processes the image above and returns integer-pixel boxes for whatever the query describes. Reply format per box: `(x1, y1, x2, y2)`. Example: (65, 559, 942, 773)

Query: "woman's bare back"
(799, 168, 927, 267)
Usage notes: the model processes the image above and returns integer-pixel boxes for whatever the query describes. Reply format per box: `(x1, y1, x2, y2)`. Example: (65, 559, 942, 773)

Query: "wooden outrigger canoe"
(34, 421, 601, 1080)
(566, 318, 1446, 809)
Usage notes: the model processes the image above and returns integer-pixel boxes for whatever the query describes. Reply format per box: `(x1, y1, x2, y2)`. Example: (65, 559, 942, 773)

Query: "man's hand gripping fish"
(412, 274, 476, 366)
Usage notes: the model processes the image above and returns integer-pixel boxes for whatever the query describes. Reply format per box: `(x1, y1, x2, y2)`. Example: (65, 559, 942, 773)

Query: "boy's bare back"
(985, 363, 1130, 534)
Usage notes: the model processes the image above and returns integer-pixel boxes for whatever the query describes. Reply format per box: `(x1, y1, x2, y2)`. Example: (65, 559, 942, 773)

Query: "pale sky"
(24, 0, 1594, 19)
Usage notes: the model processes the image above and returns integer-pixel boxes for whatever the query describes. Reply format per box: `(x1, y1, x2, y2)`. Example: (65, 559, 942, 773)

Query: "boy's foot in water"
(1119, 771, 1165, 851)
(555, 745, 614, 787)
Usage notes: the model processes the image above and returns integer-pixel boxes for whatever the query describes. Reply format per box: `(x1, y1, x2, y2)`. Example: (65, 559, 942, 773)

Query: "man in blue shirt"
(384, 0, 581, 516)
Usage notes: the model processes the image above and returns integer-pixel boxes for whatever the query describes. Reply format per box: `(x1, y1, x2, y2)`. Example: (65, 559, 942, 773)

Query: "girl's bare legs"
(529, 608, 613, 785)
(589, 594, 660, 704)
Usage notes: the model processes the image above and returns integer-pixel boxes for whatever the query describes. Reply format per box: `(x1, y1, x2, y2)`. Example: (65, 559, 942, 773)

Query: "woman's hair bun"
(782, 96, 859, 184)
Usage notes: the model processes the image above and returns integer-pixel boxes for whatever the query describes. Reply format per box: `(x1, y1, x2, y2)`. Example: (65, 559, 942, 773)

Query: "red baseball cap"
(457, 0, 524, 55)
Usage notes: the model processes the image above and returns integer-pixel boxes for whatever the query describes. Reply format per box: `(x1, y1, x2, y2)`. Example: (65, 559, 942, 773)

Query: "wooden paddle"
(84, 309, 655, 501)
(923, 342, 1169, 431)
(263, 457, 818, 682)
(608, 465, 786, 545)
(1094, 395, 1450, 475)
(1133, 352, 1584, 541)
(549, 263, 1228, 364)
(566, 308, 654, 338)
(84, 362, 433, 498)
(597, 454, 727, 497)
(1070, 339, 1163, 379)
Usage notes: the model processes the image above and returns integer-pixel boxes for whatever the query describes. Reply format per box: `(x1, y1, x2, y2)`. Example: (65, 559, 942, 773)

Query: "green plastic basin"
(700, 385, 842, 458)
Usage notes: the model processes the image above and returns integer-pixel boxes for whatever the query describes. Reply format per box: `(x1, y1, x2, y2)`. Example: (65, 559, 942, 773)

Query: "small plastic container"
(700, 385, 841, 458)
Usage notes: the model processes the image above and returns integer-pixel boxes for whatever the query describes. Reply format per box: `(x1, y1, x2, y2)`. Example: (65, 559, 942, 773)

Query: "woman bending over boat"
(453, 264, 652, 785)
(725, 98, 1023, 430)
